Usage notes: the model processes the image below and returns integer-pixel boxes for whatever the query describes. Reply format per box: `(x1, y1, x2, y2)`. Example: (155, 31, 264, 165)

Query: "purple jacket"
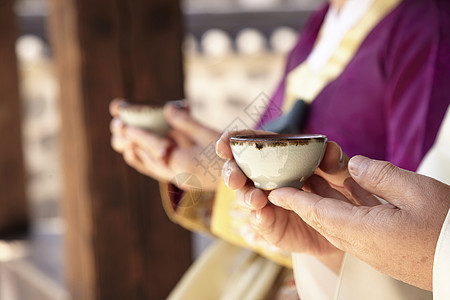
(259, 0, 450, 171)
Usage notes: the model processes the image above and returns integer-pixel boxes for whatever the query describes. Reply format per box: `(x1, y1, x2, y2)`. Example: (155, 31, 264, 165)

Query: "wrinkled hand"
(110, 99, 222, 191)
(216, 131, 347, 273)
(269, 155, 450, 290)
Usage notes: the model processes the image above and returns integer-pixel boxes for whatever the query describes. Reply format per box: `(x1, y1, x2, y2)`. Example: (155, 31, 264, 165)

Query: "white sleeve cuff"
(433, 209, 450, 300)
(292, 253, 338, 300)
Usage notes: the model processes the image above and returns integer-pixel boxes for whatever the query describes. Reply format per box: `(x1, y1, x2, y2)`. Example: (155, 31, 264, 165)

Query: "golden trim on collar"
(283, 0, 401, 112)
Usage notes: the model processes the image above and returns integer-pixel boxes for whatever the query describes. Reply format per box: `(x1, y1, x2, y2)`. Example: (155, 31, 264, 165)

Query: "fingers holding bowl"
(110, 117, 125, 136)
(235, 183, 270, 210)
(124, 127, 174, 162)
(109, 98, 128, 117)
(316, 141, 349, 178)
(222, 159, 248, 190)
(249, 204, 276, 235)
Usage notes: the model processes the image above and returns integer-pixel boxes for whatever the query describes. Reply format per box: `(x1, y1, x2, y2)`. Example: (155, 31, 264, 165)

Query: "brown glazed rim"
(230, 134, 327, 148)
(230, 134, 327, 143)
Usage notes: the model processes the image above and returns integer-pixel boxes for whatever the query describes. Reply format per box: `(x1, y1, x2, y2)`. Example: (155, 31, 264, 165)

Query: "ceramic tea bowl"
(230, 134, 327, 190)
(118, 102, 171, 136)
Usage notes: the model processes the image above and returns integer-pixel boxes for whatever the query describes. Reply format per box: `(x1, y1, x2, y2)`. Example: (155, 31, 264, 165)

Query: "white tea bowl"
(118, 102, 170, 136)
(230, 134, 327, 190)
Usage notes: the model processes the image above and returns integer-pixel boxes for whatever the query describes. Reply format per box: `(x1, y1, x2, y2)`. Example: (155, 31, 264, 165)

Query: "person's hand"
(269, 155, 450, 290)
(110, 99, 222, 191)
(216, 132, 346, 273)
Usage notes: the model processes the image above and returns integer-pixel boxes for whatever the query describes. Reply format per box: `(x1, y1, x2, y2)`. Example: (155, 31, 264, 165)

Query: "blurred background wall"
(16, 0, 323, 219)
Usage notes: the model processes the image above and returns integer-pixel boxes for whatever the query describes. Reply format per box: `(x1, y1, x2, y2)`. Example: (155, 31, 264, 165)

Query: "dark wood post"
(48, 0, 191, 299)
(0, 0, 28, 236)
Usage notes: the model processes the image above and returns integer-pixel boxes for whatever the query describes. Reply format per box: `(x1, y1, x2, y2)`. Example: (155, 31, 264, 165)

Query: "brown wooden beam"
(48, 0, 191, 299)
(0, 0, 28, 236)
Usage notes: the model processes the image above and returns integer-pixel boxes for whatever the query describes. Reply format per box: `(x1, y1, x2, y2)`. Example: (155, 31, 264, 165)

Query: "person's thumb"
(164, 102, 217, 146)
(348, 156, 419, 208)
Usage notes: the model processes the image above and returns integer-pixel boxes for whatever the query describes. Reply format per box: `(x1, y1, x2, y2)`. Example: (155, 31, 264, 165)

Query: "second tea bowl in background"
(117, 100, 171, 136)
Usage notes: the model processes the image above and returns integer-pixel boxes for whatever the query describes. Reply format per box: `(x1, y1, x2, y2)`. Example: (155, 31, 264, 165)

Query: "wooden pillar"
(48, 0, 191, 299)
(0, 0, 28, 236)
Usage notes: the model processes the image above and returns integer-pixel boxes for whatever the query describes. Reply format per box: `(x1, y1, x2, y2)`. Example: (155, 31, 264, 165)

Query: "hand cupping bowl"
(230, 134, 327, 190)
(118, 102, 171, 136)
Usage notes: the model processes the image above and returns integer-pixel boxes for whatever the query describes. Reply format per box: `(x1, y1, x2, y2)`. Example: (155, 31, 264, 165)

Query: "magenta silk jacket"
(259, 0, 450, 172)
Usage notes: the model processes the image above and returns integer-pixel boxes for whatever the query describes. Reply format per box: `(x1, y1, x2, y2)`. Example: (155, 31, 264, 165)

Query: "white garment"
(434, 210, 450, 300)
(306, 0, 374, 73)
(292, 254, 337, 300)
(417, 106, 450, 300)
(417, 106, 450, 184)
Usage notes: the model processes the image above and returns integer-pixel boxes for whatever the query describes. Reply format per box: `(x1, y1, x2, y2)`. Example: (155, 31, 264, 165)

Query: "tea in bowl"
(229, 134, 327, 190)
(118, 101, 171, 136)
